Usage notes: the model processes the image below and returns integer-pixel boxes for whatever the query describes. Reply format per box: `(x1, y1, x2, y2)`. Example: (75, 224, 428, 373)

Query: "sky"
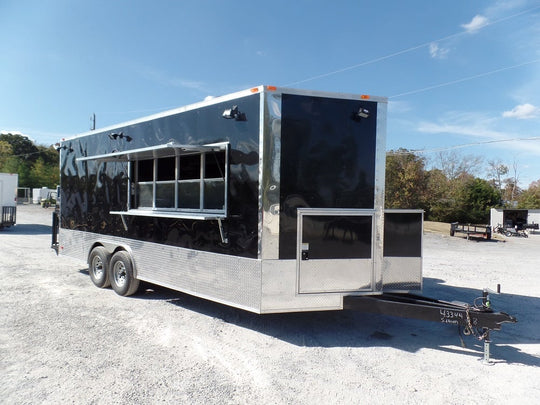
(1, 0, 540, 186)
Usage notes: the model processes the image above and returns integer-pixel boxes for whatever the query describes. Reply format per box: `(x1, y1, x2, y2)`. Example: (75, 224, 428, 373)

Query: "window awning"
(76, 141, 228, 162)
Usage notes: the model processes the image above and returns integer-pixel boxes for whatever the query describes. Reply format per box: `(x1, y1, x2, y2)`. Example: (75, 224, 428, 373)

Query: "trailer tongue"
(344, 290, 517, 363)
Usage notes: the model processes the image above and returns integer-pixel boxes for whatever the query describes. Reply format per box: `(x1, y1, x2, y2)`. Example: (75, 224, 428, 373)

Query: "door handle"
(301, 243, 309, 260)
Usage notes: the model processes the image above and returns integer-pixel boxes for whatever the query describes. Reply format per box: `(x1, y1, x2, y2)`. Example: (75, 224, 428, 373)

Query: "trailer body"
(0, 173, 18, 229)
(490, 208, 540, 233)
(33, 187, 53, 204)
(53, 86, 423, 313)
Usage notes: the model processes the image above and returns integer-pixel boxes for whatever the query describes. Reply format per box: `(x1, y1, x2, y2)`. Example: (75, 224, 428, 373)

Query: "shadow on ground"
(84, 273, 539, 367)
(1, 224, 51, 235)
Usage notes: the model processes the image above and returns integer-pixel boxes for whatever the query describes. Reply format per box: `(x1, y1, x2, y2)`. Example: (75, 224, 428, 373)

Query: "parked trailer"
(32, 187, 53, 205)
(450, 222, 492, 240)
(490, 208, 540, 231)
(0, 173, 18, 229)
(52, 86, 515, 361)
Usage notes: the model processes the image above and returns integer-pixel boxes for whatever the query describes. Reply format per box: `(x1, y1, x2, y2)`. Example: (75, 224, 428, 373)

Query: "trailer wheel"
(88, 247, 111, 288)
(109, 251, 140, 297)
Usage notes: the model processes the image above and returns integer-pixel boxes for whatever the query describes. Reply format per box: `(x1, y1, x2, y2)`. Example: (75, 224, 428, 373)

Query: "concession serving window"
(77, 141, 230, 221)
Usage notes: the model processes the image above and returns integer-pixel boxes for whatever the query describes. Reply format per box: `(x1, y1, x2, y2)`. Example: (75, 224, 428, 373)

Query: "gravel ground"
(1, 204, 539, 404)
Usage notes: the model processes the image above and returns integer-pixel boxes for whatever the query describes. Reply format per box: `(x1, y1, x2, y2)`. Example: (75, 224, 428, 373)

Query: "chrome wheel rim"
(113, 261, 127, 287)
(91, 256, 104, 280)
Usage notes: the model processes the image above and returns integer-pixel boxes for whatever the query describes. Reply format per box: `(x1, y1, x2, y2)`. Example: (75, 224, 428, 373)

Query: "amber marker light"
(360, 95, 370, 99)
(266, 85, 277, 91)
(250, 87, 259, 93)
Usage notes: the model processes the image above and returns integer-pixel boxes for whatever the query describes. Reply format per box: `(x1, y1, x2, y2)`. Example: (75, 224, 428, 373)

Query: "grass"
(424, 221, 450, 235)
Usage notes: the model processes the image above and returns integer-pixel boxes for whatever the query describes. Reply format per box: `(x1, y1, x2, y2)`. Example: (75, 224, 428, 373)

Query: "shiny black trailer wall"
(60, 95, 261, 258)
(383, 211, 422, 257)
(278, 94, 378, 259)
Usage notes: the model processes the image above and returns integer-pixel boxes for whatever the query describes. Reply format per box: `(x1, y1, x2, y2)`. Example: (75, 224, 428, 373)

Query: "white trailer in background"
(0, 173, 18, 229)
(490, 208, 540, 234)
(32, 187, 53, 204)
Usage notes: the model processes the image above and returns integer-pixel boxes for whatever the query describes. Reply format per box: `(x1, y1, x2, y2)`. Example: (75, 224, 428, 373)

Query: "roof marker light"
(266, 86, 277, 91)
(250, 87, 259, 93)
(361, 95, 370, 100)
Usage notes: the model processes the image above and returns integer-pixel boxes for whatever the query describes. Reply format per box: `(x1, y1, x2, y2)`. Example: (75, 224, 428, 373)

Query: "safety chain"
(465, 306, 490, 341)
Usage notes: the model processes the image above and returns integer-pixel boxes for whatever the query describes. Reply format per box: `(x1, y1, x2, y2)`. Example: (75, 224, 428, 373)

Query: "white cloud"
(461, 15, 489, 33)
(1, 129, 70, 145)
(417, 121, 501, 140)
(0, 130, 24, 136)
(388, 100, 412, 114)
(416, 113, 540, 155)
(502, 103, 540, 119)
(135, 65, 209, 93)
(429, 42, 449, 59)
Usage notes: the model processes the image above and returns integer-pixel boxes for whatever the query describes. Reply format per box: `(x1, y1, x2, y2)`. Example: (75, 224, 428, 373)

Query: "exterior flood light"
(109, 132, 132, 142)
(54, 143, 73, 152)
(357, 108, 370, 119)
(352, 108, 370, 122)
(222, 105, 247, 121)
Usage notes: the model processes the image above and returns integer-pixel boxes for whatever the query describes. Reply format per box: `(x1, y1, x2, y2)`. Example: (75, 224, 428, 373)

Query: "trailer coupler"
(343, 291, 517, 363)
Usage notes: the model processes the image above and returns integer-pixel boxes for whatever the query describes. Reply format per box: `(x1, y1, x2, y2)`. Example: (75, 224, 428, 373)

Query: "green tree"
(29, 157, 59, 188)
(0, 133, 59, 188)
(425, 168, 454, 222)
(0, 133, 38, 161)
(0, 140, 13, 169)
(460, 178, 501, 223)
(385, 149, 428, 209)
(518, 180, 540, 209)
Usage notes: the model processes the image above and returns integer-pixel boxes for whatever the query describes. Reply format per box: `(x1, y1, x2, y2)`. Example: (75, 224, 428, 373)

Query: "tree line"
(386, 149, 540, 223)
(1, 133, 539, 223)
(0, 133, 59, 189)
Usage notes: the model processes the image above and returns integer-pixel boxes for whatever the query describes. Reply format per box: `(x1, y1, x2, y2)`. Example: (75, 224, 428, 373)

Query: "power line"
(389, 59, 540, 98)
(0, 149, 53, 159)
(282, 5, 540, 87)
(97, 106, 180, 115)
(90, 6, 540, 119)
(388, 136, 540, 155)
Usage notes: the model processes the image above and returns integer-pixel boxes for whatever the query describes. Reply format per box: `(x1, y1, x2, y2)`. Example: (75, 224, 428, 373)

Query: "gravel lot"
(1, 204, 539, 404)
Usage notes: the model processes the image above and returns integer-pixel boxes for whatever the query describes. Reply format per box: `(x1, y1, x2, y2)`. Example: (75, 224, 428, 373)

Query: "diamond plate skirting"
(59, 228, 262, 312)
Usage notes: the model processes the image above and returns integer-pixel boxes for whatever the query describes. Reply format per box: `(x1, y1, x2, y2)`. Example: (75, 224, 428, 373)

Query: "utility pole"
(90, 113, 96, 130)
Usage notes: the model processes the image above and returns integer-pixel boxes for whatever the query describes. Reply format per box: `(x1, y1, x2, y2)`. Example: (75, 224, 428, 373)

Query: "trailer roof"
(63, 86, 387, 143)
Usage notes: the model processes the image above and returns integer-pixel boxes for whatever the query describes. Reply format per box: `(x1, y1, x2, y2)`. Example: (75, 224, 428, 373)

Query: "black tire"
(88, 246, 111, 288)
(109, 250, 140, 296)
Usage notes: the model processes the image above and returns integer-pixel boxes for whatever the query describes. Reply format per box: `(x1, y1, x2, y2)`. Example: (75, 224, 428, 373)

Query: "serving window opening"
(131, 149, 228, 216)
(77, 141, 229, 221)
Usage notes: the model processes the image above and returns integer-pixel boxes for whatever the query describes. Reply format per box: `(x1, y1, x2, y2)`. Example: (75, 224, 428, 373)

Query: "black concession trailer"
(52, 86, 515, 360)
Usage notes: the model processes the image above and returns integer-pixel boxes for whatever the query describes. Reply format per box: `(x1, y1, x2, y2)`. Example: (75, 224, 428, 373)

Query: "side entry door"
(297, 208, 375, 293)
